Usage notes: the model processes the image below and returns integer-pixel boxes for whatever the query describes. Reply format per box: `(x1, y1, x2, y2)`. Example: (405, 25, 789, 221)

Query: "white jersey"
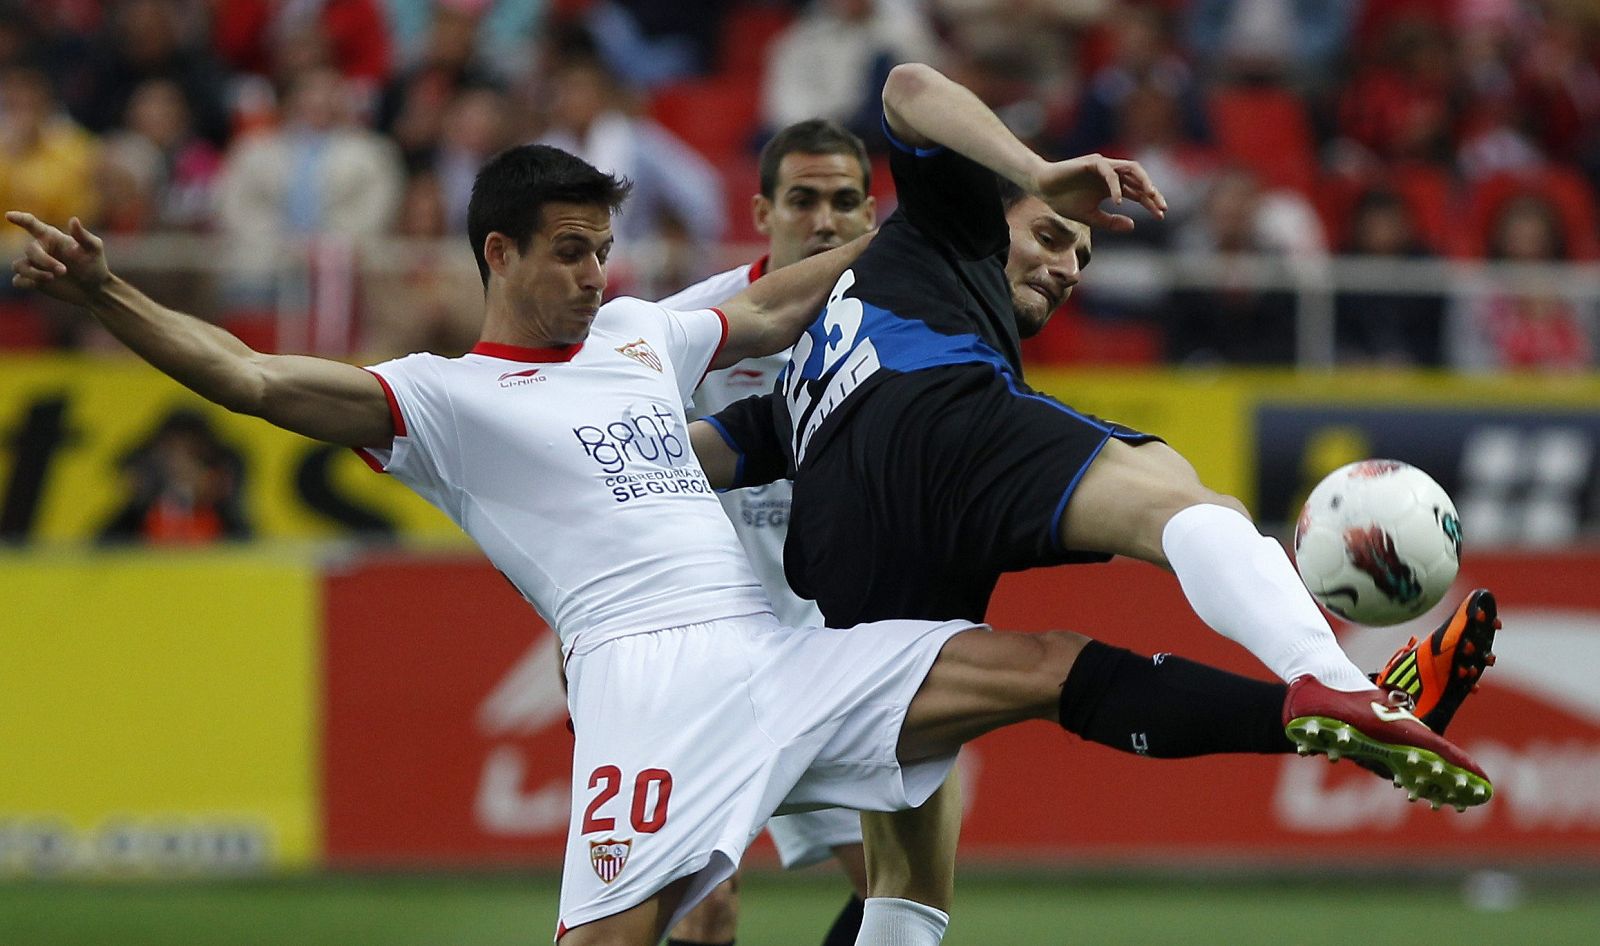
(661, 259, 825, 629)
(358, 297, 772, 653)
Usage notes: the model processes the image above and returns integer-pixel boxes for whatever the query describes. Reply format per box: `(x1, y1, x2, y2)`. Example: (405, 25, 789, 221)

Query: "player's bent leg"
(560, 879, 693, 946)
(854, 775, 962, 946)
(665, 875, 738, 946)
(1060, 438, 1375, 693)
(834, 842, 868, 899)
(898, 628, 1090, 761)
(1056, 438, 1239, 565)
(861, 773, 963, 909)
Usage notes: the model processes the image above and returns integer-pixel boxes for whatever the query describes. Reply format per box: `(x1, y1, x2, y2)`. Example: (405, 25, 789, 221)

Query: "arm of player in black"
(881, 63, 1167, 231)
(690, 393, 788, 491)
(711, 231, 873, 369)
(7, 211, 394, 449)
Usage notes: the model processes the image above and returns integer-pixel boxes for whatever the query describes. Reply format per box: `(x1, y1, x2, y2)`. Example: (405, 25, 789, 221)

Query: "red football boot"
(1283, 676, 1493, 810)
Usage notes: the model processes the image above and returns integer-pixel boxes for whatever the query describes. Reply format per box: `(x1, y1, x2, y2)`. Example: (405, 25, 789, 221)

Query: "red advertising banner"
(322, 555, 572, 866)
(322, 551, 1600, 866)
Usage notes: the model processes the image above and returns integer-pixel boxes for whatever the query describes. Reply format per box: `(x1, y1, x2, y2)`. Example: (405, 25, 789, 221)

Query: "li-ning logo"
(590, 838, 632, 883)
(616, 338, 662, 372)
(498, 367, 546, 388)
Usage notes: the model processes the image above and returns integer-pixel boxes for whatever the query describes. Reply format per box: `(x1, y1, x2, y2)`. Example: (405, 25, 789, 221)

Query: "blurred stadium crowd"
(0, 0, 1597, 370)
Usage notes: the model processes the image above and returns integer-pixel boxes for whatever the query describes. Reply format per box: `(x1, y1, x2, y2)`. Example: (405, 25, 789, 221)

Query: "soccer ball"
(1293, 460, 1463, 626)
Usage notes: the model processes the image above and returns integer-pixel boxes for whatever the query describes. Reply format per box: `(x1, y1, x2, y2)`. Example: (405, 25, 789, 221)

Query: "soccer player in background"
(659, 119, 879, 946)
(694, 63, 1501, 944)
(9, 143, 1491, 946)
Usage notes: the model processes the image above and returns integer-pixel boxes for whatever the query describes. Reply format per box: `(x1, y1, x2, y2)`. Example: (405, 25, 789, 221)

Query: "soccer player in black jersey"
(692, 63, 1499, 945)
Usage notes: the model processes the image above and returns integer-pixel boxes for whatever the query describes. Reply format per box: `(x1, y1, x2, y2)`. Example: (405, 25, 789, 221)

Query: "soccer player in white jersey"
(659, 119, 879, 946)
(9, 144, 1492, 946)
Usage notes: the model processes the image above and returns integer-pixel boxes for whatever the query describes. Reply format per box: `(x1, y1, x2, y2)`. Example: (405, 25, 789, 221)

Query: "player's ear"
(752, 194, 773, 237)
(863, 194, 878, 227)
(483, 232, 512, 277)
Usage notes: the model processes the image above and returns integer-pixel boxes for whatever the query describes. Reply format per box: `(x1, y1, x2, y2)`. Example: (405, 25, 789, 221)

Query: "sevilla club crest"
(590, 838, 633, 884)
(616, 338, 663, 372)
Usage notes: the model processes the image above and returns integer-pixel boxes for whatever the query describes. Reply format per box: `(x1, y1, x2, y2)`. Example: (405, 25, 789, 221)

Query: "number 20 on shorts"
(582, 766, 673, 834)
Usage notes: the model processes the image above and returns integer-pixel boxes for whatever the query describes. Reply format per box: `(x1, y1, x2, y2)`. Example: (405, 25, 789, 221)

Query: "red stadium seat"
(1461, 166, 1600, 260)
(1390, 163, 1457, 255)
(1208, 86, 1319, 196)
(717, 3, 795, 79)
(1317, 163, 1459, 255)
(649, 76, 762, 165)
(720, 161, 762, 244)
(1022, 306, 1160, 366)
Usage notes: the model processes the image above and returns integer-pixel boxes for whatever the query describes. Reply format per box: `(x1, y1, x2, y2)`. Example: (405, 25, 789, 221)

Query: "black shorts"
(786, 365, 1160, 627)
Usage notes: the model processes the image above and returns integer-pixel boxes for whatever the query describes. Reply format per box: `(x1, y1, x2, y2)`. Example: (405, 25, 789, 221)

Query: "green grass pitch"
(3, 870, 1598, 945)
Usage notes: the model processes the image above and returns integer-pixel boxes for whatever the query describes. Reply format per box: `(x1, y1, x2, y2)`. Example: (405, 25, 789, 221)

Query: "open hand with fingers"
(7, 211, 111, 306)
(1034, 155, 1168, 232)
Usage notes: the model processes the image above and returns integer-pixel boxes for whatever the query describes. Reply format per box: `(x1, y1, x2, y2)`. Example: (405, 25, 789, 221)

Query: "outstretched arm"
(881, 62, 1167, 231)
(690, 393, 789, 491)
(8, 212, 393, 448)
(710, 230, 872, 368)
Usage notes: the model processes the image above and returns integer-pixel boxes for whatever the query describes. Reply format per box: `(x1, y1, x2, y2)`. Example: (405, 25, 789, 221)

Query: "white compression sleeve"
(854, 897, 950, 946)
(1162, 503, 1375, 692)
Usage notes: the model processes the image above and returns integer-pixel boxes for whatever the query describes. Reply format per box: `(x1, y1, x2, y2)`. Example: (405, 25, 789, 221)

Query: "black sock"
(819, 895, 865, 946)
(1058, 640, 1293, 757)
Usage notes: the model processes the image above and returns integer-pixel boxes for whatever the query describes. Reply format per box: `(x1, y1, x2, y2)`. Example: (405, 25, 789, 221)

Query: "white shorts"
(555, 613, 974, 937)
(766, 807, 863, 870)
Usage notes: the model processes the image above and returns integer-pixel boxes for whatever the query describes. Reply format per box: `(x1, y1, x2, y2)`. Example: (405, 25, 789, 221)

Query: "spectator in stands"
(536, 48, 725, 290)
(1059, 1, 1208, 158)
(1336, 15, 1458, 167)
(64, 0, 231, 147)
(1187, 0, 1357, 93)
(375, 0, 506, 170)
(216, 67, 405, 239)
(1166, 167, 1325, 365)
(384, 0, 544, 84)
(761, 0, 940, 148)
(1095, 77, 1218, 247)
(99, 78, 222, 232)
(98, 408, 251, 545)
(431, 86, 512, 233)
(580, 0, 729, 88)
(1334, 189, 1444, 366)
(214, 66, 405, 300)
(212, 0, 391, 98)
(1448, 194, 1596, 373)
(359, 171, 483, 357)
(0, 67, 99, 253)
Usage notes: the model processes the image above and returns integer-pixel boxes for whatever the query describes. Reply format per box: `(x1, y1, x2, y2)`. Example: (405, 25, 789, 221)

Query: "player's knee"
(667, 877, 739, 942)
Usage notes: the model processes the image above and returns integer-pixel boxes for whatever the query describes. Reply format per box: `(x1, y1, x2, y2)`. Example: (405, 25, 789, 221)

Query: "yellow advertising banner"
(0, 356, 466, 544)
(1027, 367, 1600, 513)
(6, 357, 1597, 541)
(0, 551, 321, 875)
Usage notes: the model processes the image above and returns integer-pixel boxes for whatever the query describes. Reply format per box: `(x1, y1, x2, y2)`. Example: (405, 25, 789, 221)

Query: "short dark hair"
(757, 120, 872, 198)
(466, 144, 633, 286)
(995, 176, 1029, 211)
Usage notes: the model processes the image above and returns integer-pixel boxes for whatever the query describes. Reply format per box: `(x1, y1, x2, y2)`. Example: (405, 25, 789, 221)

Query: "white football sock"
(854, 897, 949, 946)
(1162, 503, 1375, 692)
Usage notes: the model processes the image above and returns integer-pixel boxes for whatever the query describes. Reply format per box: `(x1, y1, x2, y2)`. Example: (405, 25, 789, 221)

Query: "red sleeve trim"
(364, 368, 407, 437)
(351, 447, 387, 473)
(701, 307, 731, 385)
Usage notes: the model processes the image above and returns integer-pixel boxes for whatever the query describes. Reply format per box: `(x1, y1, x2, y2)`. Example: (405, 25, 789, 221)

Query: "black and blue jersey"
(707, 119, 1158, 626)
(778, 127, 1024, 469)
